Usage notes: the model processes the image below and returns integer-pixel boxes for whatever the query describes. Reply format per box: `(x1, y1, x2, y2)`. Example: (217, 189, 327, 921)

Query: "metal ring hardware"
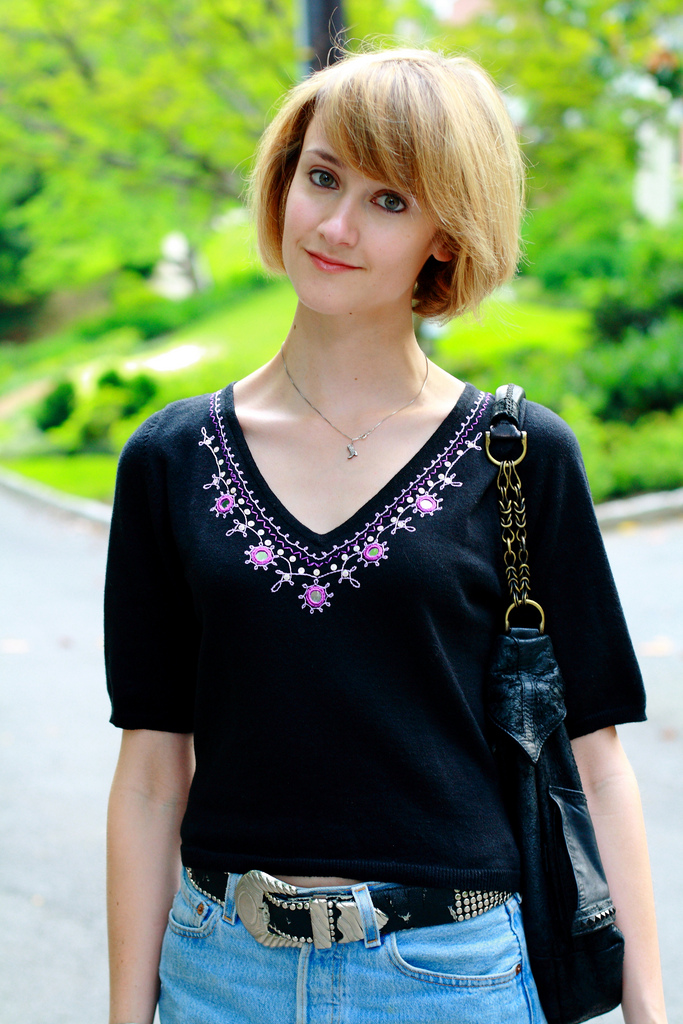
(505, 599, 545, 634)
(485, 430, 527, 467)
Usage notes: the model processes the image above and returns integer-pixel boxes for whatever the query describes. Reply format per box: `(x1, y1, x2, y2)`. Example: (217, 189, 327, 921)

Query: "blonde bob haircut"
(250, 48, 524, 320)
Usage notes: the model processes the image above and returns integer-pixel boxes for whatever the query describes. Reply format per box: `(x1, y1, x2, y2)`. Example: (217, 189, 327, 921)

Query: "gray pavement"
(0, 487, 117, 1023)
(0, 483, 681, 1023)
(596, 518, 683, 1024)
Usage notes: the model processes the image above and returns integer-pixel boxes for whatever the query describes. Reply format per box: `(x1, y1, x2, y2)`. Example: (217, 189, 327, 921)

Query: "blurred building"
(428, 0, 490, 24)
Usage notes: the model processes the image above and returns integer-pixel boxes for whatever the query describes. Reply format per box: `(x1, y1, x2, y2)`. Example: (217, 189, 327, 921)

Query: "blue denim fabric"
(158, 868, 547, 1024)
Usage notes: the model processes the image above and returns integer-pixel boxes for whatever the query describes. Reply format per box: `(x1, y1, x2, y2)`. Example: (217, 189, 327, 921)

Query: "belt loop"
(223, 872, 240, 924)
(351, 883, 381, 948)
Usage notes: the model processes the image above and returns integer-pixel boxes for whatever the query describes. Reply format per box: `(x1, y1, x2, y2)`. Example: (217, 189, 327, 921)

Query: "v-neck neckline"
(217, 381, 482, 548)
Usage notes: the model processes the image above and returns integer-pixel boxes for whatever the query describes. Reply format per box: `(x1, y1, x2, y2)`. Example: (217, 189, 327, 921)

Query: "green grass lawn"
(436, 298, 589, 362)
(0, 453, 119, 504)
(432, 299, 590, 411)
(7, 284, 678, 508)
(0, 286, 591, 504)
(0, 279, 299, 504)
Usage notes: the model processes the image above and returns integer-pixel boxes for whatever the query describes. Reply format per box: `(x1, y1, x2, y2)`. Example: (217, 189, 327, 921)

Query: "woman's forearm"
(107, 730, 194, 1024)
(572, 728, 667, 1024)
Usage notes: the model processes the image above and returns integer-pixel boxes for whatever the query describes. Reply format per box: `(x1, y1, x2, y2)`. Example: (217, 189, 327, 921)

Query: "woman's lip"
(305, 250, 361, 271)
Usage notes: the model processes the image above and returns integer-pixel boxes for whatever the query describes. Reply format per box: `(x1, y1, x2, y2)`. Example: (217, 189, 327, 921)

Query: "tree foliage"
(0, 0, 298, 297)
(0, 0, 437, 304)
(2, 0, 679, 311)
(434, 0, 683, 203)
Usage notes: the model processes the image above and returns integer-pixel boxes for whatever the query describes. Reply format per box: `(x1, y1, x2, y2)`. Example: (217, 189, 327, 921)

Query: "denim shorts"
(158, 868, 547, 1024)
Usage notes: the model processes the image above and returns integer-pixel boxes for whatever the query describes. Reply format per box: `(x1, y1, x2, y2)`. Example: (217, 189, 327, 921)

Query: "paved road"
(596, 518, 683, 1024)
(0, 488, 118, 1024)
(0, 486, 681, 1023)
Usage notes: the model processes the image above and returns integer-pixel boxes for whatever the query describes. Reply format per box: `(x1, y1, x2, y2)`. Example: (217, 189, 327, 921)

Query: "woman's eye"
(375, 192, 406, 213)
(310, 169, 337, 189)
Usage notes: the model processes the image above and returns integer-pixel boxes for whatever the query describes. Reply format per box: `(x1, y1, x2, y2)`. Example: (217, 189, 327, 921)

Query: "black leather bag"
(485, 385, 624, 1024)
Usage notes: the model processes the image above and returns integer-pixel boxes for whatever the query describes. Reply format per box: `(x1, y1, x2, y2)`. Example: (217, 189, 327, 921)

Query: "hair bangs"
(312, 62, 430, 202)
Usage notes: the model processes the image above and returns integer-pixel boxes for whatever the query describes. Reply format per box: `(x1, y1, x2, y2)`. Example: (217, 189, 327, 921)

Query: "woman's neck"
(280, 302, 428, 427)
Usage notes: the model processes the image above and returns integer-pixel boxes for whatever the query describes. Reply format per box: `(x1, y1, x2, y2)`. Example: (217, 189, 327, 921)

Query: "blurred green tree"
(0, 0, 297, 298)
(436, 0, 683, 200)
(0, 0, 435, 306)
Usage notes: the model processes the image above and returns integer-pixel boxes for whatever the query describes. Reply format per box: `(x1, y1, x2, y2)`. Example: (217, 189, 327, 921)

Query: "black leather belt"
(187, 867, 512, 949)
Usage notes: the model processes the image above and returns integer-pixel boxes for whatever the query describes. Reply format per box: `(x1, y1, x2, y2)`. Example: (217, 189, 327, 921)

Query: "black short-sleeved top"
(105, 383, 646, 890)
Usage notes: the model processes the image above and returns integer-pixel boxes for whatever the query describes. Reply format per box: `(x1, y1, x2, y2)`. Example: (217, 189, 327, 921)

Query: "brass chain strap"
(486, 422, 545, 632)
(496, 459, 531, 609)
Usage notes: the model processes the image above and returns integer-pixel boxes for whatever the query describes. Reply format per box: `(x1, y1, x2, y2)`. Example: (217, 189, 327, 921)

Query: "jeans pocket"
(167, 871, 221, 938)
(388, 905, 523, 987)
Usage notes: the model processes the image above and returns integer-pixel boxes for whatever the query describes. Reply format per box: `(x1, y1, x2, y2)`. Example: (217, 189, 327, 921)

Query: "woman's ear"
(430, 238, 454, 263)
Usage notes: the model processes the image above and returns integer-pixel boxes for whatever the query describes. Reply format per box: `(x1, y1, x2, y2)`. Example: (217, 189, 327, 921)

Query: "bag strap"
(485, 384, 545, 633)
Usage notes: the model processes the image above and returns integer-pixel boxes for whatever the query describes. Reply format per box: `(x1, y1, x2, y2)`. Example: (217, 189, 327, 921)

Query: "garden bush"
(96, 368, 157, 417)
(592, 294, 659, 344)
(40, 367, 160, 453)
(602, 407, 683, 499)
(35, 379, 76, 431)
(521, 170, 634, 295)
(581, 314, 683, 421)
(620, 218, 683, 312)
(590, 217, 683, 342)
(432, 300, 589, 414)
(71, 272, 269, 344)
(561, 397, 683, 503)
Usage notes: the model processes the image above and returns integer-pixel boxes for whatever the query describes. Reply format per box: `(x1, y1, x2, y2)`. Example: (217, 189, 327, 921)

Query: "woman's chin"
(292, 287, 411, 324)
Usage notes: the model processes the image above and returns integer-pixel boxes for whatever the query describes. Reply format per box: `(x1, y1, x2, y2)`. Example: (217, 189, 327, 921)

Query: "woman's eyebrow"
(304, 147, 344, 168)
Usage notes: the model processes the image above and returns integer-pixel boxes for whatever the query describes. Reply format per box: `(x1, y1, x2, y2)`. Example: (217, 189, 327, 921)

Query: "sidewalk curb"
(0, 465, 112, 525)
(595, 488, 683, 529)
(2, 463, 683, 531)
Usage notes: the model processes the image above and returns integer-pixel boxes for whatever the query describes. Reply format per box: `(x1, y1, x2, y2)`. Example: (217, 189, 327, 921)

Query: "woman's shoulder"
(121, 389, 222, 460)
(517, 397, 582, 466)
(477, 384, 582, 467)
(523, 398, 578, 440)
(114, 389, 227, 485)
(513, 397, 591, 506)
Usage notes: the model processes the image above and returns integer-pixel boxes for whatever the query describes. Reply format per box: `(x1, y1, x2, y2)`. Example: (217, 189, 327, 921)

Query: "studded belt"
(187, 867, 512, 949)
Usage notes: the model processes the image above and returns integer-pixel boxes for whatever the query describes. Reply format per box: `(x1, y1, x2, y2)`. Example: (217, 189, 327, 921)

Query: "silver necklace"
(281, 347, 429, 459)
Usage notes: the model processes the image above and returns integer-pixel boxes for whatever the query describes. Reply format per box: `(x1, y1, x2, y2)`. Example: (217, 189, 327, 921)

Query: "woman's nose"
(318, 198, 359, 247)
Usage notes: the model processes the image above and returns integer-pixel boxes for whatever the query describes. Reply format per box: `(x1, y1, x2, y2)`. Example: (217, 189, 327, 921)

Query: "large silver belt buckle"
(234, 869, 388, 949)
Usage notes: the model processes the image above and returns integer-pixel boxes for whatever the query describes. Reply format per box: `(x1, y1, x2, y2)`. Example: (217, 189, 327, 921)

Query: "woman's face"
(281, 118, 451, 320)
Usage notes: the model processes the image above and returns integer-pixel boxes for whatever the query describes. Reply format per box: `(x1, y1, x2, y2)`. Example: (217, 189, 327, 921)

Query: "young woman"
(105, 48, 667, 1024)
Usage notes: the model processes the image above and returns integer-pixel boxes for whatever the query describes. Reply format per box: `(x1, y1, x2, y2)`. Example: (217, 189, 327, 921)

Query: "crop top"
(104, 382, 646, 890)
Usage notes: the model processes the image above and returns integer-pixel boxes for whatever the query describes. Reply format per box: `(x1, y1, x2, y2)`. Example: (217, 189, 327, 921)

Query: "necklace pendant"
(347, 443, 358, 459)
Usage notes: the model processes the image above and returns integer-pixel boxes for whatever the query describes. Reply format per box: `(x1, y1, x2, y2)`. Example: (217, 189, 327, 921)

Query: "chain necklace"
(280, 346, 429, 459)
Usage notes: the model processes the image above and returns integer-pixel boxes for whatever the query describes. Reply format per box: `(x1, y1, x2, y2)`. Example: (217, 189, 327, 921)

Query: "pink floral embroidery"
(301, 582, 333, 613)
(200, 388, 490, 613)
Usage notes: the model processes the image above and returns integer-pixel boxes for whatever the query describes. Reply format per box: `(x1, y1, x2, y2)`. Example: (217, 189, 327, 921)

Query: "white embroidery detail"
(200, 389, 490, 613)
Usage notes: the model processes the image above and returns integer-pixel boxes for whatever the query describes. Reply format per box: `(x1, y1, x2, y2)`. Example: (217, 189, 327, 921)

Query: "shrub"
(561, 397, 683, 502)
(592, 293, 659, 344)
(35, 380, 76, 431)
(605, 407, 683, 499)
(590, 217, 683, 342)
(522, 170, 634, 295)
(529, 239, 627, 295)
(121, 373, 157, 417)
(623, 219, 683, 311)
(97, 368, 125, 388)
(72, 274, 268, 344)
(39, 368, 160, 453)
(75, 372, 158, 451)
(581, 315, 683, 421)
(432, 300, 590, 414)
(95, 368, 157, 416)
(77, 390, 124, 451)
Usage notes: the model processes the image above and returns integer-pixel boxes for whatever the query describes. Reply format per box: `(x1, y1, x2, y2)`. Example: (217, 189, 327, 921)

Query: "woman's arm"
(571, 726, 667, 1024)
(107, 729, 195, 1024)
